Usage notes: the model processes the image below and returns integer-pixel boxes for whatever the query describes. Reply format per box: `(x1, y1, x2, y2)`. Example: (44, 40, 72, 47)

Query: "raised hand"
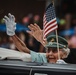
(3, 13, 16, 36)
(27, 23, 47, 46)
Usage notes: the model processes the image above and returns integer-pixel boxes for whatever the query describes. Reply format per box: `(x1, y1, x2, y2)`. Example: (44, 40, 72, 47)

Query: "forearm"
(3, 13, 30, 53)
(11, 35, 30, 54)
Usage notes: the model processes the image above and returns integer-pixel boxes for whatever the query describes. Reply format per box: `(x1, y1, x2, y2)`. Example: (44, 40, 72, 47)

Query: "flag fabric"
(43, 3, 58, 40)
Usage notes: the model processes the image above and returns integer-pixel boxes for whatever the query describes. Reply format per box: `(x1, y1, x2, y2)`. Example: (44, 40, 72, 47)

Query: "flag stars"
(43, 3, 58, 39)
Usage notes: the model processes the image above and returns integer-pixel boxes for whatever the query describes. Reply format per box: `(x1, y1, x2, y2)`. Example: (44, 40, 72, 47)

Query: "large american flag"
(43, 3, 58, 40)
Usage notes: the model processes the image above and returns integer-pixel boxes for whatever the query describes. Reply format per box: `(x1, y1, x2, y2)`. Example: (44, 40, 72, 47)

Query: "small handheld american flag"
(43, 3, 58, 40)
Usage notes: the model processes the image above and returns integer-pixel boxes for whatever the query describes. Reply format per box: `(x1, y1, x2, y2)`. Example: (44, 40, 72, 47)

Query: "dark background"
(0, 0, 46, 25)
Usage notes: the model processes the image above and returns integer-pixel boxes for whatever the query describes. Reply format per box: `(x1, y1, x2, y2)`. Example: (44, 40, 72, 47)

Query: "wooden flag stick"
(53, 0, 60, 60)
(56, 30, 60, 60)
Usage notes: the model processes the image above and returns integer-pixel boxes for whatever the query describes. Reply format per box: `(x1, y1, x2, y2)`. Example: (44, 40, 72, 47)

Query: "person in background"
(0, 36, 9, 49)
(3, 13, 70, 64)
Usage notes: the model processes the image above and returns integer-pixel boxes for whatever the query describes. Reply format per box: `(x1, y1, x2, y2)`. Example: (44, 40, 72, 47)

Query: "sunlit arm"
(11, 35, 30, 54)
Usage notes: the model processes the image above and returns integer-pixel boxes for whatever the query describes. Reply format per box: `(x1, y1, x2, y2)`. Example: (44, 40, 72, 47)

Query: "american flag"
(43, 3, 58, 40)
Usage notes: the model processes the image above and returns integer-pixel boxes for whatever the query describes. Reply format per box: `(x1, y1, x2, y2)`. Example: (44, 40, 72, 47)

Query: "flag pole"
(56, 30, 60, 59)
(52, 0, 60, 60)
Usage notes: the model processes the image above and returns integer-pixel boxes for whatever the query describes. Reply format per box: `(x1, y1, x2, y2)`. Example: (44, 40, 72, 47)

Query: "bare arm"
(11, 35, 30, 54)
(3, 13, 30, 54)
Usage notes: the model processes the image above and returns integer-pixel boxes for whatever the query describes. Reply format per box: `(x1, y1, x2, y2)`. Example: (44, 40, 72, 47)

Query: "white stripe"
(44, 21, 57, 33)
(43, 17, 47, 25)
(44, 26, 58, 37)
(43, 20, 47, 26)
(44, 21, 57, 29)
(44, 18, 56, 28)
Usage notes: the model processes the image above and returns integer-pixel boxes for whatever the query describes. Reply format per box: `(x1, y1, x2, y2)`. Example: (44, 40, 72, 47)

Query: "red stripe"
(44, 19, 56, 29)
(43, 20, 47, 26)
(43, 17, 47, 26)
(44, 28, 57, 37)
(43, 26, 57, 38)
(44, 24, 57, 34)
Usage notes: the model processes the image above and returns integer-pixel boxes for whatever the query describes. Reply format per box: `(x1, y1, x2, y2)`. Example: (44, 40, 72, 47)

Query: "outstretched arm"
(3, 13, 30, 54)
(11, 35, 30, 53)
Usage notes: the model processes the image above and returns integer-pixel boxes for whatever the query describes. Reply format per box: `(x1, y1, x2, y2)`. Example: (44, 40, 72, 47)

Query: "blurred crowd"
(0, 0, 76, 53)
(0, 13, 44, 52)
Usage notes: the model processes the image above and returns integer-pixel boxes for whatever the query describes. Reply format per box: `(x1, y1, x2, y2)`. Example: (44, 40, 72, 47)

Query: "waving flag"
(43, 3, 58, 40)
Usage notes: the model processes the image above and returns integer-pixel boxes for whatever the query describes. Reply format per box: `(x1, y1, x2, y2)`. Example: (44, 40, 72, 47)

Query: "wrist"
(7, 31, 15, 36)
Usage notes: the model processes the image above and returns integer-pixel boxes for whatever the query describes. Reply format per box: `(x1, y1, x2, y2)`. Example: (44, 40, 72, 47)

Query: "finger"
(8, 13, 15, 21)
(8, 13, 12, 19)
(29, 24, 37, 31)
(4, 16, 9, 21)
(28, 24, 36, 32)
(34, 23, 41, 30)
(3, 18, 7, 24)
(28, 25, 34, 32)
(33, 23, 39, 30)
(43, 39, 47, 44)
(11, 14, 15, 21)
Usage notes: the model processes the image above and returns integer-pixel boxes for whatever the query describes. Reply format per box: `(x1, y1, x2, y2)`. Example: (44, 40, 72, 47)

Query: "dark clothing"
(64, 48, 76, 64)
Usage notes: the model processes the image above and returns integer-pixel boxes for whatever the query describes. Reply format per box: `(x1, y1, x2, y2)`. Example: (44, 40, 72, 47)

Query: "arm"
(3, 13, 30, 54)
(11, 35, 30, 53)
(11, 34, 47, 62)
